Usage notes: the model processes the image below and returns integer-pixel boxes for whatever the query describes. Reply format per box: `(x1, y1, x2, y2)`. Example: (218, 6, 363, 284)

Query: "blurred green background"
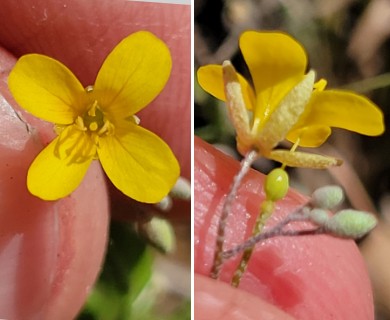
(77, 195, 190, 320)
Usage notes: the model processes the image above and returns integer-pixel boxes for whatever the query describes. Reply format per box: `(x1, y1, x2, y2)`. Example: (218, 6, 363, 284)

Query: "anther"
(75, 116, 87, 131)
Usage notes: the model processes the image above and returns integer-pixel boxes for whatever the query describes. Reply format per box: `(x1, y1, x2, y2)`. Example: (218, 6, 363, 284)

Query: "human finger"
(0, 47, 109, 320)
(195, 274, 296, 320)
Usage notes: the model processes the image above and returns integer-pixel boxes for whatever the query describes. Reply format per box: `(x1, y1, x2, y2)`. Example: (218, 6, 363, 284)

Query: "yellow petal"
(27, 126, 95, 200)
(292, 90, 385, 147)
(8, 54, 87, 124)
(239, 31, 308, 120)
(94, 31, 172, 118)
(269, 149, 342, 169)
(97, 124, 180, 203)
(197, 64, 256, 110)
(287, 125, 331, 148)
(256, 71, 315, 152)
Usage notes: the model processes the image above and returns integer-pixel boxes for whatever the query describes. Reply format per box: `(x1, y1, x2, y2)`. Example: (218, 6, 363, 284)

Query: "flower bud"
(169, 176, 191, 200)
(138, 216, 176, 253)
(325, 209, 377, 239)
(311, 185, 344, 209)
(309, 208, 330, 225)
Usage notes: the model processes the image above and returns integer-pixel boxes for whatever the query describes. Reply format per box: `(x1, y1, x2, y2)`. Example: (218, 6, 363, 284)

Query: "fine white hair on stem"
(210, 149, 258, 279)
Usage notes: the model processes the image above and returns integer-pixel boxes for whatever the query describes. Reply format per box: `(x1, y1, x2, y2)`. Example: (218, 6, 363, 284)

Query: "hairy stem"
(223, 210, 322, 260)
(231, 201, 274, 287)
(210, 149, 258, 279)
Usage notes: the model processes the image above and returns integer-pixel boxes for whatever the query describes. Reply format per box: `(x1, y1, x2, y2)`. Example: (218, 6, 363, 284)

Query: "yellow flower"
(8, 31, 180, 202)
(197, 31, 384, 168)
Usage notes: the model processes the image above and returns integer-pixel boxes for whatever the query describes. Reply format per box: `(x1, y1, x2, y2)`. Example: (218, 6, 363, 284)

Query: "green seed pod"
(325, 209, 377, 239)
(264, 168, 289, 201)
(312, 185, 344, 210)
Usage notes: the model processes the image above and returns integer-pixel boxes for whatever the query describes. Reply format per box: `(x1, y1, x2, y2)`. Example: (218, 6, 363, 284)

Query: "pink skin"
(0, 1, 190, 319)
(195, 138, 374, 319)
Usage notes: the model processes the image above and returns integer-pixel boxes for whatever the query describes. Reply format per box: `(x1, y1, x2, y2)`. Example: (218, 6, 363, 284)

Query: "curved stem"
(210, 149, 258, 279)
(223, 211, 319, 260)
(231, 201, 274, 287)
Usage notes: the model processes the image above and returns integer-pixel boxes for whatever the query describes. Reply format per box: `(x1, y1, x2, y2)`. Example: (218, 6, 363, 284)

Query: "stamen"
(290, 137, 300, 153)
(75, 116, 87, 131)
(88, 100, 98, 117)
(97, 119, 114, 136)
(281, 137, 300, 170)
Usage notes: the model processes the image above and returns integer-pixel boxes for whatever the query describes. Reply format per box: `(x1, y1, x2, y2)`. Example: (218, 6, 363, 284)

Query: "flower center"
(75, 100, 113, 137)
(73, 86, 114, 138)
(82, 100, 106, 132)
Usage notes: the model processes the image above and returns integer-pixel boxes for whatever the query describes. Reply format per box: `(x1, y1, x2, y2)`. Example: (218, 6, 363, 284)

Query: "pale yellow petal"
(222, 61, 252, 149)
(27, 126, 96, 200)
(98, 124, 180, 203)
(94, 31, 171, 118)
(8, 54, 87, 124)
(197, 64, 256, 110)
(255, 71, 315, 153)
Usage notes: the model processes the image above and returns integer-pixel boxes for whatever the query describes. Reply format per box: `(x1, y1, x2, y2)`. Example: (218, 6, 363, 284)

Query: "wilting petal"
(197, 64, 256, 110)
(255, 71, 315, 153)
(98, 124, 180, 203)
(28, 126, 95, 200)
(269, 149, 342, 169)
(239, 31, 307, 119)
(94, 31, 171, 117)
(8, 54, 87, 124)
(291, 90, 385, 147)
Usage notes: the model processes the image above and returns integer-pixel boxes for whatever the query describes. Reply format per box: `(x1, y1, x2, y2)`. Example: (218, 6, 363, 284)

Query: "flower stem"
(231, 200, 274, 287)
(210, 149, 258, 279)
(223, 209, 319, 260)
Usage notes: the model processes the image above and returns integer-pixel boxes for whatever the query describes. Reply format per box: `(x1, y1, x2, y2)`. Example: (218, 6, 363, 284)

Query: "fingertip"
(195, 274, 296, 320)
(0, 78, 109, 318)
